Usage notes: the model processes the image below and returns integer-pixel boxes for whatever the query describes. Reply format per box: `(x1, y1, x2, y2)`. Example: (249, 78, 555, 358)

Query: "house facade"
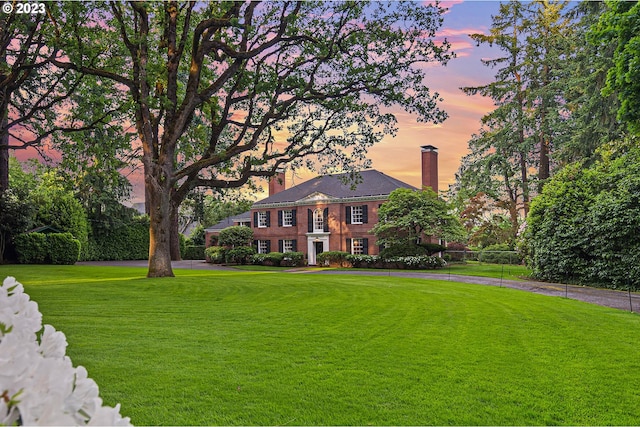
(206, 145, 439, 265)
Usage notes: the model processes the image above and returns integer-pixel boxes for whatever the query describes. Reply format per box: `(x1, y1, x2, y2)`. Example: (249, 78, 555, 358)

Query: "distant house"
(205, 145, 439, 265)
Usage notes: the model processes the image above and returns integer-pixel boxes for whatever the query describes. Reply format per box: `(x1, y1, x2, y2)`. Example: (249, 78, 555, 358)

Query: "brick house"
(206, 145, 439, 265)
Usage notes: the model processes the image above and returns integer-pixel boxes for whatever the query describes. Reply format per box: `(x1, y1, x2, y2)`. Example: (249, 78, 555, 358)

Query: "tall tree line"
(451, 0, 627, 245)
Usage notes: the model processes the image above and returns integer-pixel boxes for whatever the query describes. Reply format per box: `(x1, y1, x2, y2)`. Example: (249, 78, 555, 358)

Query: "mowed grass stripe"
(3, 265, 640, 426)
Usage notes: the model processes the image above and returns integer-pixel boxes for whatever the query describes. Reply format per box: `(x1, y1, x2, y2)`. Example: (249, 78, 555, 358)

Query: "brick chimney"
(268, 169, 286, 196)
(421, 145, 438, 192)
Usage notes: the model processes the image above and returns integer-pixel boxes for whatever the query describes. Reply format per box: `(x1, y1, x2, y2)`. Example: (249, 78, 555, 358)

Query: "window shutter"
(307, 209, 313, 232)
(266, 211, 271, 227)
(253, 212, 258, 228)
(292, 239, 297, 252)
(291, 209, 297, 226)
(323, 208, 329, 232)
(345, 206, 352, 224)
(266, 240, 271, 253)
(346, 238, 352, 254)
(363, 238, 369, 255)
(253, 240, 258, 251)
(278, 240, 284, 253)
(278, 210, 283, 227)
(362, 205, 368, 224)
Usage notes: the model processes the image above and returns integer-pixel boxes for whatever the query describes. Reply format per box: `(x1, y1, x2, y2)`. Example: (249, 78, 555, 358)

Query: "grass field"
(236, 261, 531, 282)
(2, 264, 640, 426)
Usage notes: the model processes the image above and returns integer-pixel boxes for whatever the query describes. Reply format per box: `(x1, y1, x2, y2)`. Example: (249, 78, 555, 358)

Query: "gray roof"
(205, 210, 252, 232)
(253, 169, 416, 206)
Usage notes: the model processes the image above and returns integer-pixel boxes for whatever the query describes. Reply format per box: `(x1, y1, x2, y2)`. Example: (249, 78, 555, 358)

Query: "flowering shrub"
(0, 276, 131, 426)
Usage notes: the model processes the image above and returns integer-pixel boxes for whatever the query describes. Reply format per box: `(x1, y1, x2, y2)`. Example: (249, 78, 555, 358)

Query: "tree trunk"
(146, 175, 175, 278)
(170, 203, 182, 261)
(0, 94, 9, 195)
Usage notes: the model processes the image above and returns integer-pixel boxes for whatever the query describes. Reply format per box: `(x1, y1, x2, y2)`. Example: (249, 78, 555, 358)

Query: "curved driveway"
(78, 260, 638, 312)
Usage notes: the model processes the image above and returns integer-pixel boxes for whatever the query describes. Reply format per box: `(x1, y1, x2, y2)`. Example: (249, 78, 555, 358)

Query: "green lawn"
(236, 260, 531, 281)
(2, 264, 639, 426)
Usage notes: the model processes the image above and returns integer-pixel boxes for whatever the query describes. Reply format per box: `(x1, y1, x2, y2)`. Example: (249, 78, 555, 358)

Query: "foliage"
(14, 233, 80, 265)
(218, 226, 254, 249)
(592, 1, 640, 135)
(0, 188, 35, 263)
(187, 224, 206, 246)
(316, 251, 351, 267)
(478, 244, 522, 265)
(182, 246, 205, 261)
(14, 233, 48, 264)
(379, 244, 429, 259)
(204, 246, 226, 264)
(0, 276, 131, 425)
(28, 170, 89, 255)
(525, 144, 640, 289)
(250, 252, 305, 267)
(85, 216, 149, 261)
(281, 252, 305, 268)
(262, 252, 285, 267)
(45, 233, 81, 265)
(453, 0, 620, 235)
(225, 246, 255, 265)
(372, 188, 464, 249)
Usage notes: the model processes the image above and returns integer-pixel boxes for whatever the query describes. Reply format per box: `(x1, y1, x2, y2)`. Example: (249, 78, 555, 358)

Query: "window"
(257, 211, 268, 228)
(347, 237, 368, 255)
(351, 238, 364, 255)
(346, 205, 368, 224)
(351, 206, 363, 224)
(283, 240, 295, 253)
(313, 208, 324, 232)
(282, 210, 293, 227)
(257, 240, 270, 254)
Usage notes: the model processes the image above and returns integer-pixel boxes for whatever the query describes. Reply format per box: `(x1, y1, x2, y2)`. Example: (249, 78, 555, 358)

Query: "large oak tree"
(54, 1, 453, 277)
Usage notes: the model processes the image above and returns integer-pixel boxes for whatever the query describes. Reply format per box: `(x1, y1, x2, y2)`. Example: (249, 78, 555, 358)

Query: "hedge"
(183, 245, 206, 260)
(15, 232, 80, 265)
(84, 217, 150, 261)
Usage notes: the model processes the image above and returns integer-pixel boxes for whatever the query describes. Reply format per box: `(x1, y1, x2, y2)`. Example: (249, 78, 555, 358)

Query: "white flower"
(39, 325, 68, 359)
(0, 276, 132, 426)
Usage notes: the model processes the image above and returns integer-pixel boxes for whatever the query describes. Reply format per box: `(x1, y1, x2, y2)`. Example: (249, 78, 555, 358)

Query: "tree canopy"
(524, 141, 640, 289)
(372, 188, 464, 250)
(47, 1, 453, 277)
(591, 0, 640, 135)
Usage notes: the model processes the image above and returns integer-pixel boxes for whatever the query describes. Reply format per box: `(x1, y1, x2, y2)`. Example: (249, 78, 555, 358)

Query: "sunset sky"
(360, 0, 501, 194)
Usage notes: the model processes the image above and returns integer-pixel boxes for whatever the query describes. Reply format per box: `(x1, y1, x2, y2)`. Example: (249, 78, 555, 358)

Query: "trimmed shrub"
(263, 252, 285, 266)
(225, 246, 255, 265)
(47, 233, 81, 265)
(281, 251, 305, 267)
(14, 233, 47, 264)
(15, 232, 80, 265)
(316, 251, 350, 267)
(346, 254, 378, 268)
(218, 226, 254, 248)
(85, 216, 150, 261)
(205, 246, 226, 264)
(183, 245, 205, 260)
